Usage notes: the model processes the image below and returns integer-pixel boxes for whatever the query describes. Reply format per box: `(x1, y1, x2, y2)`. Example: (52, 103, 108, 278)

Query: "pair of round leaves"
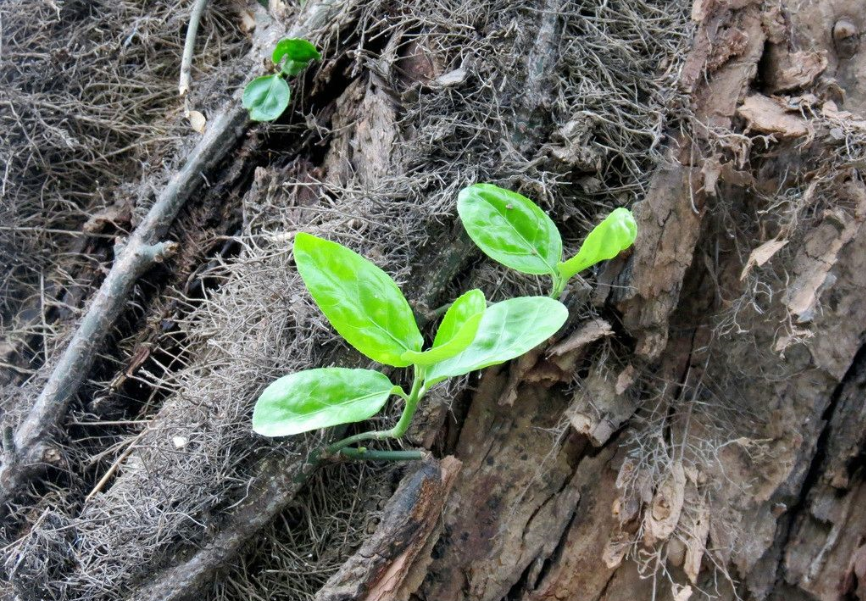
(251, 233, 568, 437)
(242, 39, 321, 122)
(457, 183, 638, 283)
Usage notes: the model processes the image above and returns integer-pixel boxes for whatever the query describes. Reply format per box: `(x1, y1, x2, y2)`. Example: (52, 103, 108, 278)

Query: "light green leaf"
(293, 233, 423, 367)
(401, 289, 486, 366)
(457, 183, 562, 276)
(558, 208, 638, 281)
(273, 38, 321, 77)
(243, 74, 290, 122)
(425, 296, 568, 386)
(252, 368, 396, 436)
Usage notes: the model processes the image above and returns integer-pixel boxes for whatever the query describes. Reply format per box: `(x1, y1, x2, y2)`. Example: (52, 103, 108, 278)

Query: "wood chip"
(673, 584, 693, 601)
(643, 461, 686, 546)
(548, 319, 613, 357)
(615, 365, 638, 395)
(237, 9, 256, 33)
(740, 238, 787, 280)
(738, 94, 809, 138)
(434, 68, 466, 87)
(684, 501, 710, 583)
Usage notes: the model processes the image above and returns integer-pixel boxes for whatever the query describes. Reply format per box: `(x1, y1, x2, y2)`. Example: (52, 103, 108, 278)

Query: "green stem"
(323, 365, 426, 458)
(550, 273, 567, 299)
(339, 447, 424, 461)
(389, 366, 424, 438)
(430, 302, 452, 318)
(323, 429, 392, 456)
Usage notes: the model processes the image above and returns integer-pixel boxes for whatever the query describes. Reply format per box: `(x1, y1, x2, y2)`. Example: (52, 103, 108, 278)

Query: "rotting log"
(0, 0, 356, 510)
(408, 4, 769, 597)
(417, 367, 586, 600)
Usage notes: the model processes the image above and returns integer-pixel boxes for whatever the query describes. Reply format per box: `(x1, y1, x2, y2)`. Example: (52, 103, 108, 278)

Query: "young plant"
(243, 38, 321, 122)
(252, 233, 568, 459)
(457, 183, 638, 298)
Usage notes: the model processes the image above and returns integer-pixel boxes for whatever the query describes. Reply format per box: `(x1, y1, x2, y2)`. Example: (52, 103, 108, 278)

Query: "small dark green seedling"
(252, 233, 568, 459)
(457, 183, 638, 298)
(243, 38, 320, 122)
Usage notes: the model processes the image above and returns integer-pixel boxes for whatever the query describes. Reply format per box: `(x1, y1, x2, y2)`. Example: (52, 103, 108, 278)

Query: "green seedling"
(243, 38, 320, 122)
(252, 233, 568, 459)
(457, 183, 638, 298)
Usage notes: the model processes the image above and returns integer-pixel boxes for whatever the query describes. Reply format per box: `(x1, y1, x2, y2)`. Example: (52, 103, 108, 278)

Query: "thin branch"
(179, 0, 210, 98)
(0, 67, 250, 511)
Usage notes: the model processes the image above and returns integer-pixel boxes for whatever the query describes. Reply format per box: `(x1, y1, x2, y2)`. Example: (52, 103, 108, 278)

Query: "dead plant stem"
(179, 0, 210, 98)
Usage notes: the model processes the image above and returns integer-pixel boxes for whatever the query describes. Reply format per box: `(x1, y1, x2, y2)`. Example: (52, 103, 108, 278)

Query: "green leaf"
(557, 208, 638, 281)
(401, 289, 486, 366)
(457, 183, 562, 276)
(252, 368, 396, 437)
(273, 38, 321, 77)
(293, 233, 423, 367)
(243, 74, 290, 122)
(425, 296, 568, 386)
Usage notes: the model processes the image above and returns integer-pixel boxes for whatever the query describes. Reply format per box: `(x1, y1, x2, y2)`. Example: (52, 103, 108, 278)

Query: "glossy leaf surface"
(243, 74, 290, 122)
(294, 233, 423, 367)
(558, 208, 637, 280)
(425, 296, 568, 386)
(252, 368, 395, 436)
(458, 184, 562, 276)
(273, 38, 321, 76)
(401, 289, 485, 366)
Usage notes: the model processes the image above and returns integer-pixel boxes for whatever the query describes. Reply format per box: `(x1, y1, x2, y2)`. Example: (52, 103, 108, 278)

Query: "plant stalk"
(550, 273, 566, 299)
(338, 448, 424, 461)
(324, 366, 426, 457)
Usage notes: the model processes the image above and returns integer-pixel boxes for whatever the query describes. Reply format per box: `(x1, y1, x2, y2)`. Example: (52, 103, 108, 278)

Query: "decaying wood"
(567, 362, 641, 447)
(316, 457, 461, 601)
(418, 369, 585, 601)
(784, 181, 866, 324)
(0, 0, 356, 509)
(782, 350, 866, 599)
(526, 445, 621, 600)
(408, 3, 866, 600)
(614, 0, 766, 359)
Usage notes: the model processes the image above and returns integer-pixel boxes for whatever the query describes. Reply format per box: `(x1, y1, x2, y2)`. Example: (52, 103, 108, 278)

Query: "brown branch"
(0, 236, 187, 506)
